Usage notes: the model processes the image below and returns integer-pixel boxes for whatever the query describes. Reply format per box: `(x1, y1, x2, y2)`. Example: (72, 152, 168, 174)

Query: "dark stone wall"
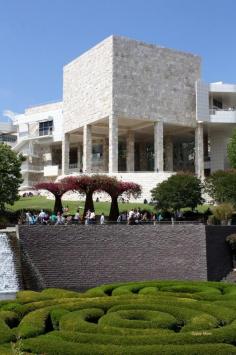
(19, 224, 207, 291)
(205, 226, 236, 281)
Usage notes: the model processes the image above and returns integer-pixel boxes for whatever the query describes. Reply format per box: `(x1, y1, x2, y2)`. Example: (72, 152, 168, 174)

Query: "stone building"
(11, 36, 236, 200)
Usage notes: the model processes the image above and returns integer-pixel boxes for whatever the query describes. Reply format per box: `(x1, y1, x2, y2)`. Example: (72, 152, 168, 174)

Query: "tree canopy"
(35, 181, 75, 213)
(205, 169, 236, 205)
(62, 175, 142, 220)
(151, 173, 204, 212)
(228, 128, 236, 168)
(0, 143, 24, 211)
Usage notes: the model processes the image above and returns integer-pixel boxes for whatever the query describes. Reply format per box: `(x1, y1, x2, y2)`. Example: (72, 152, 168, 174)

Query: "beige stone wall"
(25, 102, 62, 115)
(112, 36, 201, 127)
(63, 37, 113, 133)
(63, 35, 201, 134)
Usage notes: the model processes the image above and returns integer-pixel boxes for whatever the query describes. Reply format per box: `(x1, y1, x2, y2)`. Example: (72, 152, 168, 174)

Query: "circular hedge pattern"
(2, 281, 236, 354)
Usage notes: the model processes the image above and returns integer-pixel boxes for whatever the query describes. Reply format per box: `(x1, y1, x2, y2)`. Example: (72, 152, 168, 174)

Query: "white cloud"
(3, 109, 16, 121)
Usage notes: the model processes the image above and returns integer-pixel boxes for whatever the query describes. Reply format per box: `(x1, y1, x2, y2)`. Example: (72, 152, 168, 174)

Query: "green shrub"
(2, 280, 236, 354)
(212, 203, 234, 224)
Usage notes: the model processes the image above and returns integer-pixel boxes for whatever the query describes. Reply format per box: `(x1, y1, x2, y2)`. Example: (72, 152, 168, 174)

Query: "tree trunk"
(54, 195, 63, 213)
(109, 196, 119, 221)
(83, 191, 94, 219)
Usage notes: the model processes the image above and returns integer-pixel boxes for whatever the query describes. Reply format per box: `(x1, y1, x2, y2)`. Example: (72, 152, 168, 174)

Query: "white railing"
(210, 107, 236, 115)
(18, 128, 53, 140)
(21, 163, 44, 172)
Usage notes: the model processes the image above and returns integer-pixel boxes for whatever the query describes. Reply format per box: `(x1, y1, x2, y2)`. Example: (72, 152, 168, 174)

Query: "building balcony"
(209, 108, 236, 123)
(21, 163, 44, 173)
(18, 128, 53, 141)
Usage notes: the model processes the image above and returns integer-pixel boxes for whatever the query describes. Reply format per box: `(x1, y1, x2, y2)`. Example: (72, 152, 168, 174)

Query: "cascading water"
(0, 233, 19, 297)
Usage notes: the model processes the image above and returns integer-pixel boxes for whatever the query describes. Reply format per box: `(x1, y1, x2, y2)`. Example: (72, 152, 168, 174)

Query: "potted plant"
(212, 203, 234, 225)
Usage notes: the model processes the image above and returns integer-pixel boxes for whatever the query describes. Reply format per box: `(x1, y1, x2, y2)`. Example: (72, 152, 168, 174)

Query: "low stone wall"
(19, 224, 208, 291)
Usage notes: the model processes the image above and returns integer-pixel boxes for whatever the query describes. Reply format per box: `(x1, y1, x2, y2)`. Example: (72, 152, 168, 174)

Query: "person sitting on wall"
(38, 209, 46, 223)
(56, 212, 65, 225)
(42, 212, 49, 225)
(85, 209, 91, 225)
(73, 209, 81, 224)
(128, 209, 135, 225)
(89, 210, 96, 224)
(66, 215, 73, 225)
(50, 212, 57, 224)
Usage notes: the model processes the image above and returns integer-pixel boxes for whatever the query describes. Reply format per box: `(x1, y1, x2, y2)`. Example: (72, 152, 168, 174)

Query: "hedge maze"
(2, 281, 236, 354)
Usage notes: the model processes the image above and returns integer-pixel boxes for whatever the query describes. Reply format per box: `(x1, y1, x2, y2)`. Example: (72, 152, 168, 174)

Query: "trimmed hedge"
(2, 280, 236, 354)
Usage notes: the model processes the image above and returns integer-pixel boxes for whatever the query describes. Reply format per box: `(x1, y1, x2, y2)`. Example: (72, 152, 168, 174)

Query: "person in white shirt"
(56, 212, 65, 225)
(128, 209, 134, 224)
(38, 209, 46, 223)
(89, 211, 96, 224)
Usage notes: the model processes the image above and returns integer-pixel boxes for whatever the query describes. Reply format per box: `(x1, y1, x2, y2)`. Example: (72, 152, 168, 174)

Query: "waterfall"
(0, 233, 19, 293)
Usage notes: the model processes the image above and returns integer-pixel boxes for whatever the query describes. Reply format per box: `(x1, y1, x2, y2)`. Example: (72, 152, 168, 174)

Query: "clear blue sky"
(0, 0, 236, 121)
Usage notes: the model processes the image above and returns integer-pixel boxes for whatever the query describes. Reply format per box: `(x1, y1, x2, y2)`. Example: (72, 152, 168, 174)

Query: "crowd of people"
(18, 207, 167, 225)
(117, 208, 164, 224)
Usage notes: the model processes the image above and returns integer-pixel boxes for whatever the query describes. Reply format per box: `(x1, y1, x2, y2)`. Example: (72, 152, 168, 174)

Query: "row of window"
(0, 134, 17, 142)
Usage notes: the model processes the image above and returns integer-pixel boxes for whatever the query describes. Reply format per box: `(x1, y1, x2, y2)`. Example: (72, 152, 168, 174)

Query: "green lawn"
(6, 196, 154, 216)
(6, 196, 211, 216)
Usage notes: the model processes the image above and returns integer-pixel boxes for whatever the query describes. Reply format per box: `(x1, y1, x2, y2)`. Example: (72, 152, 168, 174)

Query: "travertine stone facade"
(112, 36, 201, 126)
(25, 102, 63, 115)
(83, 125, 92, 173)
(63, 36, 201, 133)
(62, 133, 69, 175)
(109, 115, 118, 173)
(154, 121, 164, 171)
(63, 37, 113, 133)
(195, 122, 204, 178)
(16, 35, 236, 192)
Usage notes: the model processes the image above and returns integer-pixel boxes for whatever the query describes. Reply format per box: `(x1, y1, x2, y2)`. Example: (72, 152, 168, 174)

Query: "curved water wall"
(0, 233, 19, 297)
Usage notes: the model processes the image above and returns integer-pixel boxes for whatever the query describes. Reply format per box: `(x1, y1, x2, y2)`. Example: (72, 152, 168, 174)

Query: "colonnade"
(61, 117, 204, 178)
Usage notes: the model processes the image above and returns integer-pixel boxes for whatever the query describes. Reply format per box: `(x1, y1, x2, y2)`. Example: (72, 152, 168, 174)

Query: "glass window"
(39, 120, 53, 136)
(92, 144, 103, 161)
(0, 134, 17, 142)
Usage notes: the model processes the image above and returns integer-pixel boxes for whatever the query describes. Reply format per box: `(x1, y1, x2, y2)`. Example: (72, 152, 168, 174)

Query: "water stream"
(0, 233, 19, 298)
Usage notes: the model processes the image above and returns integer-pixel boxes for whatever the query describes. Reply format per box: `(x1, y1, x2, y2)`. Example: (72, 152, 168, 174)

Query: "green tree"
(0, 143, 24, 211)
(228, 128, 236, 168)
(205, 170, 236, 205)
(151, 173, 204, 212)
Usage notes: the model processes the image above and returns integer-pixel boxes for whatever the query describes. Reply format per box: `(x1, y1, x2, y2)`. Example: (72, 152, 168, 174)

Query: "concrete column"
(195, 122, 204, 178)
(83, 125, 92, 173)
(103, 138, 109, 172)
(109, 114, 118, 173)
(126, 131, 135, 171)
(77, 145, 82, 171)
(154, 121, 164, 172)
(165, 135, 173, 171)
(62, 133, 70, 175)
